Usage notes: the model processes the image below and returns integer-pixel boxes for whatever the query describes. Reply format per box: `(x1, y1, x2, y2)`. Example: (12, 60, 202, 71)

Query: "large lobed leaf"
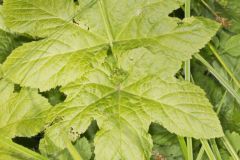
(0, 78, 51, 138)
(0, 29, 32, 63)
(0, 5, 33, 63)
(2, 0, 217, 91)
(0, 5, 6, 30)
(0, 69, 51, 159)
(1, 0, 224, 160)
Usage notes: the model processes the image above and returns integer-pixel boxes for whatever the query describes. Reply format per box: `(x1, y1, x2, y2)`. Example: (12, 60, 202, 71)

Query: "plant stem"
(184, 1, 193, 159)
(194, 54, 240, 104)
(208, 43, 240, 90)
(201, 139, 217, 160)
(196, 146, 205, 160)
(216, 91, 227, 114)
(62, 129, 83, 160)
(221, 136, 240, 160)
(195, 40, 240, 158)
(196, 89, 227, 160)
(0, 136, 47, 160)
(210, 139, 222, 160)
(187, 137, 193, 160)
(178, 136, 188, 160)
(200, 0, 217, 16)
(65, 139, 83, 160)
(213, 88, 239, 160)
(185, 0, 191, 18)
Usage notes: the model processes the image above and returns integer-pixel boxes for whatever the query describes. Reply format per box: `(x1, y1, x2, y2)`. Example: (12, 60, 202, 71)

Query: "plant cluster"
(0, 0, 239, 160)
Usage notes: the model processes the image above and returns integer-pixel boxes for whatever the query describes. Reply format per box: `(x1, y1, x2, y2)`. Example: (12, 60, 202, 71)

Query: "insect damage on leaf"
(110, 67, 128, 86)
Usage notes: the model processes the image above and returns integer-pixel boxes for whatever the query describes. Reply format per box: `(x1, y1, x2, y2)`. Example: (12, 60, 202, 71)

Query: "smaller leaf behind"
(40, 137, 92, 160)
(0, 79, 51, 138)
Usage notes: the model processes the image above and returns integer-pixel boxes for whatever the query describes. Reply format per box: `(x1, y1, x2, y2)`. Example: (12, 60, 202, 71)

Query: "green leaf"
(44, 51, 223, 159)
(224, 34, 240, 57)
(2, 1, 223, 159)
(0, 30, 32, 63)
(0, 4, 34, 64)
(40, 87, 66, 106)
(217, 90, 240, 134)
(0, 5, 7, 31)
(0, 30, 16, 63)
(225, 131, 240, 153)
(39, 137, 92, 160)
(3, 0, 78, 37)
(191, 59, 225, 106)
(2, 0, 218, 91)
(216, 0, 240, 33)
(0, 135, 48, 160)
(149, 123, 183, 160)
(0, 79, 51, 138)
(74, 138, 92, 160)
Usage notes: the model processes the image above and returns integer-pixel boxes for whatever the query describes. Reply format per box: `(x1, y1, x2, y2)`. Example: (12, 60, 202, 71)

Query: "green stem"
(195, 50, 240, 160)
(65, 139, 83, 160)
(196, 89, 226, 160)
(187, 137, 193, 160)
(200, 0, 217, 16)
(185, 0, 191, 18)
(184, 1, 193, 160)
(208, 44, 240, 160)
(67, 141, 83, 160)
(178, 136, 188, 160)
(185, 60, 191, 82)
(216, 90, 227, 114)
(210, 139, 222, 160)
(221, 137, 240, 160)
(194, 54, 240, 104)
(196, 146, 205, 160)
(208, 43, 240, 90)
(62, 129, 83, 160)
(201, 139, 217, 160)
(0, 136, 47, 160)
(214, 89, 239, 160)
(190, 76, 213, 160)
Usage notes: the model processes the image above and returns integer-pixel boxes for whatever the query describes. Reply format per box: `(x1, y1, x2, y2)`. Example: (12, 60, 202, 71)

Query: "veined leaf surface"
(43, 49, 223, 159)
(1, 0, 224, 159)
(0, 78, 51, 138)
(0, 5, 6, 31)
(3, 0, 218, 91)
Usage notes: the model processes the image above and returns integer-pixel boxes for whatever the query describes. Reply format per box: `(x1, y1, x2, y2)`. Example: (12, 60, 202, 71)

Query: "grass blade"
(194, 54, 240, 104)
(210, 139, 222, 160)
(221, 136, 240, 160)
(201, 139, 216, 160)
(208, 43, 240, 89)
(196, 146, 205, 160)
(184, 1, 193, 159)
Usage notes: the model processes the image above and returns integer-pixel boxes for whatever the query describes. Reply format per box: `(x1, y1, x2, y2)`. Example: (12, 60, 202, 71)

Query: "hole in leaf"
(73, 0, 79, 5)
(81, 120, 99, 142)
(14, 84, 21, 93)
(40, 86, 66, 106)
(169, 8, 185, 19)
(12, 132, 44, 152)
